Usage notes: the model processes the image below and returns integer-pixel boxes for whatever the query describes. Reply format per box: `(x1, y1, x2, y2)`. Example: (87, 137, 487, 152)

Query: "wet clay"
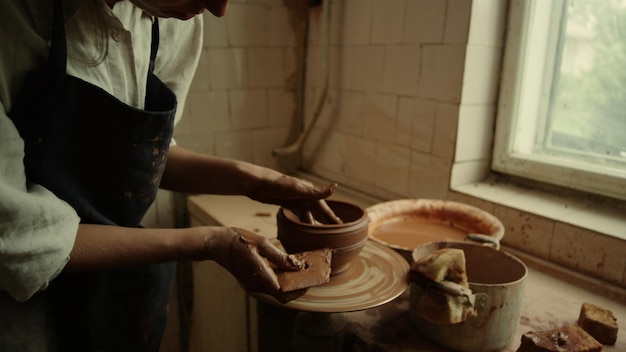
(371, 217, 467, 249)
(277, 200, 369, 275)
(276, 248, 332, 292)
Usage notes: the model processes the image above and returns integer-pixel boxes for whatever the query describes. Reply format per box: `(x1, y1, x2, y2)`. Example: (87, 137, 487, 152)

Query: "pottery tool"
(276, 248, 332, 292)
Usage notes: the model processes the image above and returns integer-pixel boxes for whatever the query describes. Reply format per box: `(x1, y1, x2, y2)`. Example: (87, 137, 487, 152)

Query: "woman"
(0, 0, 335, 350)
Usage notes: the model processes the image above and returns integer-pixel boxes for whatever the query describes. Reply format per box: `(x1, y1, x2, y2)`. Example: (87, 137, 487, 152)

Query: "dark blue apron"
(4, 1, 178, 350)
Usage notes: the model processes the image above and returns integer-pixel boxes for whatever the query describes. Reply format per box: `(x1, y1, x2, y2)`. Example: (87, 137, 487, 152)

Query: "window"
(494, 0, 626, 200)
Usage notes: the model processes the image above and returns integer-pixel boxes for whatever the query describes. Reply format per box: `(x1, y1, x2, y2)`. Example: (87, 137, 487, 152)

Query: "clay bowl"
(367, 199, 505, 261)
(277, 200, 370, 275)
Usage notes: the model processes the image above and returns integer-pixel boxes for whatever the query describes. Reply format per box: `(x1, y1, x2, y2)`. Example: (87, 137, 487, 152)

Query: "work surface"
(188, 194, 626, 351)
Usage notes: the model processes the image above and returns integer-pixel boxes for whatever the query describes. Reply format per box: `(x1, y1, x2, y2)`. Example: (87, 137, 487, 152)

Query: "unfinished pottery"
(277, 200, 369, 275)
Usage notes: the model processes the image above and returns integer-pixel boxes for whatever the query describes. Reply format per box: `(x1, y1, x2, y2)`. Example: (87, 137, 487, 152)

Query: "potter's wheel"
(254, 239, 409, 313)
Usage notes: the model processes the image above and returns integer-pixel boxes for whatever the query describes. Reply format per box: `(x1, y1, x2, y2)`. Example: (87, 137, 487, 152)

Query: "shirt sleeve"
(0, 102, 80, 302)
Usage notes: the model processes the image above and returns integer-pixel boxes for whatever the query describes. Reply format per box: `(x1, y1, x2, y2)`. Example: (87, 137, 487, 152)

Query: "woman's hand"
(248, 174, 340, 223)
(207, 227, 307, 303)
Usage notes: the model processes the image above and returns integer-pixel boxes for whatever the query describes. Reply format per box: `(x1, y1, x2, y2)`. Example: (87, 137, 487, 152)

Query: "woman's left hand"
(248, 174, 339, 222)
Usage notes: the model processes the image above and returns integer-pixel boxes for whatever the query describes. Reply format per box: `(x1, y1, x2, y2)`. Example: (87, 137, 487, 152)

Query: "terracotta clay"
(277, 200, 369, 275)
(276, 248, 332, 292)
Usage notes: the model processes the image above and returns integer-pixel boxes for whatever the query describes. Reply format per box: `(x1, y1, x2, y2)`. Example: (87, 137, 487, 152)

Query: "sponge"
(578, 302, 618, 345)
(276, 248, 332, 292)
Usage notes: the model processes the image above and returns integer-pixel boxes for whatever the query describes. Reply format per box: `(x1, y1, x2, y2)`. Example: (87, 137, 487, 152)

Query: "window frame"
(493, 0, 626, 201)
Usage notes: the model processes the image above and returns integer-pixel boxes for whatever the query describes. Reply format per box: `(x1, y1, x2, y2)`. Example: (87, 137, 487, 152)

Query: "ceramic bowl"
(367, 199, 505, 261)
(277, 200, 370, 275)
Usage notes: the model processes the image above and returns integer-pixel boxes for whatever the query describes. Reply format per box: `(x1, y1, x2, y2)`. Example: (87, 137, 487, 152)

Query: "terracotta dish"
(367, 199, 504, 260)
(277, 200, 369, 275)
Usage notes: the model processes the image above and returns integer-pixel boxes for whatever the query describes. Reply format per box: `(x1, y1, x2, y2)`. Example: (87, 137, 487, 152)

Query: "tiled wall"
(302, 0, 470, 201)
(176, 0, 626, 289)
(174, 0, 306, 172)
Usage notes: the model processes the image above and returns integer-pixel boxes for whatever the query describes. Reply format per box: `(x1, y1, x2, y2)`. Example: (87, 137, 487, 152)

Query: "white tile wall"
(363, 93, 398, 143)
(374, 143, 410, 194)
(337, 0, 372, 45)
(207, 48, 247, 90)
(229, 89, 267, 129)
(304, 0, 471, 200)
(371, 0, 405, 44)
(334, 90, 366, 134)
(406, 98, 437, 152)
(404, 0, 447, 43)
(381, 45, 421, 95)
(461, 45, 502, 104)
(267, 6, 297, 46)
(408, 152, 452, 199)
(267, 89, 295, 127)
(174, 1, 303, 172)
(443, 0, 471, 43)
(432, 102, 458, 159)
(455, 105, 495, 162)
(467, 0, 508, 46)
(226, 3, 267, 46)
(203, 14, 228, 47)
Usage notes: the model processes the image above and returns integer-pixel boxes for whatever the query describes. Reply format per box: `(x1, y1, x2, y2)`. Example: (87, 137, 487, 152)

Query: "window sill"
(452, 173, 626, 287)
(452, 174, 626, 242)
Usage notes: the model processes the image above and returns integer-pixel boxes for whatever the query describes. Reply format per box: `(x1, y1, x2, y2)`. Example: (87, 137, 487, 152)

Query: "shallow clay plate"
(253, 239, 409, 313)
(367, 199, 504, 258)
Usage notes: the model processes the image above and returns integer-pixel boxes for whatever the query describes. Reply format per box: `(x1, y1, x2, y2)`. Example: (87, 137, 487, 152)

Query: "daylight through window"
(494, 0, 626, 200)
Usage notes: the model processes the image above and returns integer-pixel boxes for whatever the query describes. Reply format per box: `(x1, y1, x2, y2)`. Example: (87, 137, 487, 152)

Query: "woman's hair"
(66, 1, 110, 67)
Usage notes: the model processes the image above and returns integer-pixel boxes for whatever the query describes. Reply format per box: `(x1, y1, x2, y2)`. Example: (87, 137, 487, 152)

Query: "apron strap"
(49, 0, 67, 72)
(149, 18, 159, 73)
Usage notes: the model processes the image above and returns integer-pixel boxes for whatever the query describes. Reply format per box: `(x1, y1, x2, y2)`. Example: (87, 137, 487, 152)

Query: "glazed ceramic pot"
(277, 200, 369, 275)
(410, 241, 527, 352)
(367, 199, 505, 261)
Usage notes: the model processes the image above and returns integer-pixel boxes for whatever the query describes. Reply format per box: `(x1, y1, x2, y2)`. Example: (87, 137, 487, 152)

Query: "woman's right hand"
(203, 226, 307, 303)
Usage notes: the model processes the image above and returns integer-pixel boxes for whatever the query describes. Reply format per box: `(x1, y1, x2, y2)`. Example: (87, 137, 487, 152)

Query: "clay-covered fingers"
(315, 199, 343, 224)
(270, 175, 336, 200)
(254, 237, 305, 272)
(249, 174, 337, 208)
(227, 228, 306, 302)
(292, 200, 343, 225)
(232, 228, 303, 271)
(227, 230, 279, 291)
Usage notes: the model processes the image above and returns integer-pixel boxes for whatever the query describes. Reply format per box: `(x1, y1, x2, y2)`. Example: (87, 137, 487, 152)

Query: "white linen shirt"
(0, 0, 203, 301)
